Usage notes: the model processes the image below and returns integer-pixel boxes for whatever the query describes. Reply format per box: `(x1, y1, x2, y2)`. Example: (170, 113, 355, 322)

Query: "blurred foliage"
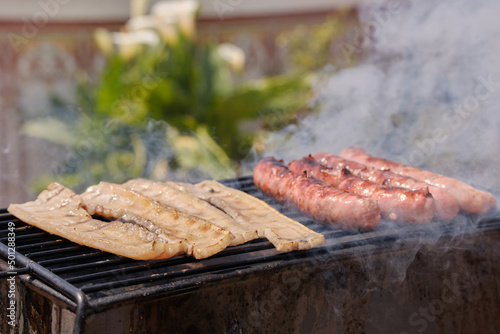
(22, 2, 357, 192)
(277, 9, 361, 71)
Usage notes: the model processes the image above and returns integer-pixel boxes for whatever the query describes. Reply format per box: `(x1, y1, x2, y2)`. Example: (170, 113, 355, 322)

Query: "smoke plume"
(263, 0, 500, 197)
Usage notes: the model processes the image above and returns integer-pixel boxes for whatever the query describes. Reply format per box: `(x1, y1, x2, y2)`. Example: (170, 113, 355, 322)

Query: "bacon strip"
(253, 157, 381, 229)
(312, 153, 460, 220)
(8, 183, 187, 260)
(171, 180, 325, 252)
(123, 178, 259, 246)
(80, 182, 232, 259)
(340, 146, 497, 215)
(289, 156, 435, 224)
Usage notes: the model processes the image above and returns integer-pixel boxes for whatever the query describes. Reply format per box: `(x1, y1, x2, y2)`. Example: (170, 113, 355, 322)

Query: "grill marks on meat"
(171, 180, 325, 252)
(7, 183, 187, 260)
(340, 146, 497, 215)
(312, 153, 460, 220)
(254, 157, 381, 229)
(81, 182, 232, 259)
(289, 156, 435, 224)
(123, 178, 259, 246)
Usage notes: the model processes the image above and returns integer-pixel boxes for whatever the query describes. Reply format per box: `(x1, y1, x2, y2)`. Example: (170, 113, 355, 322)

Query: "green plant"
(22, 0, 311, 192)
(277, 9, 361, 71)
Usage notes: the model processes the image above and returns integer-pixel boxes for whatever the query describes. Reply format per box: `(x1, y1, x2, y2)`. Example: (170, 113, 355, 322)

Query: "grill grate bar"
(78, 249, 287, 294)
(15, 239, 68, 251)
(0, 231, 48, 242)
(29, 246, 101, 260)
(1, 234, 62, 247)
(65, 258, 185, 285)
(61, 240, 277, 284)
(51, 257, 137, 277)
(1, 226, 40, 238)
(37, 251, 111, 266)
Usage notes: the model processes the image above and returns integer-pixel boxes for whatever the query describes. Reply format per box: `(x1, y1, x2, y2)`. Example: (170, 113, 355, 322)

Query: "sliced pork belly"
(123, 178, 259, 246)
(80, 182, 232, 259)
(8, 183, 186, 260)
(171, 180, 325, 252)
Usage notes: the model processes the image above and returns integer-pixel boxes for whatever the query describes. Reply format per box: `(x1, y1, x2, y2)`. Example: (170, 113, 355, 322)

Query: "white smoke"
(264, 0, 500, 196)
(258, 0, 500, 303)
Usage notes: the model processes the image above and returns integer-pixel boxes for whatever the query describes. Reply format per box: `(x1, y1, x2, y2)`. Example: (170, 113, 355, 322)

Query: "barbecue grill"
(1, 176, 499, 334)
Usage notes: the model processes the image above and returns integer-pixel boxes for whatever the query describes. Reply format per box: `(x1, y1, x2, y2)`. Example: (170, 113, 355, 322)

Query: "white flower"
(152, 0, 199, 19)
(151, 0, 199, 38)
(126, 14, 177, 45)
(111, 30, 160, 60)
(130, 0, 149, 18)
(111, 30, 159, 46)
(217, 43, 245, 73)
(94, 28, 114, 56)
(126, 15, 156, 31)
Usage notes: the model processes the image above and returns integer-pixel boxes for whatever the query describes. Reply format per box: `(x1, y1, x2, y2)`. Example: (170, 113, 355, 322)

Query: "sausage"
(340, 146, 497, 215)
(312, 153, 460, 220)
(289, 156, 435, 224)
(253, 157, 381, 229)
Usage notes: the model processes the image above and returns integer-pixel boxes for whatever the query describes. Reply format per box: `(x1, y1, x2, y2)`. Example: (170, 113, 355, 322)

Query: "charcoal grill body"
(1, 176, 499, 334)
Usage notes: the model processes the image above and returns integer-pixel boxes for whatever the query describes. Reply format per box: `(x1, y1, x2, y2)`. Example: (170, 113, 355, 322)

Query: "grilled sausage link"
(289, 156, 435, 224)
(253, 157, 381, 229)
(340, 146, 497, 215)
(312, 153, 460, 220)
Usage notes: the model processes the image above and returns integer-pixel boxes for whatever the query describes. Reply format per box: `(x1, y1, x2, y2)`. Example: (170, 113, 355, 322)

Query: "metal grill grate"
(1, 176, 499, 333)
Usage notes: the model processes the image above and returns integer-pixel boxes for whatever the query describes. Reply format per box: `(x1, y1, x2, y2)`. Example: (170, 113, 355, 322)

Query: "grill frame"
(1, 176, 499, 333)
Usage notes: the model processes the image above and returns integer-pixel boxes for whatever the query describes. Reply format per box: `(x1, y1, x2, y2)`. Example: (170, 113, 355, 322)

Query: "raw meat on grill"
(341, 146, 497, 215)
(253, 157, 381, 229)
(80, 182, 232, 259)
(123, 178, 259, 246)
(312, 153, 460, 220)
(289, 156, 435, 224)
(171, 180, 325, 252)
(7, 183, 187, 260)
